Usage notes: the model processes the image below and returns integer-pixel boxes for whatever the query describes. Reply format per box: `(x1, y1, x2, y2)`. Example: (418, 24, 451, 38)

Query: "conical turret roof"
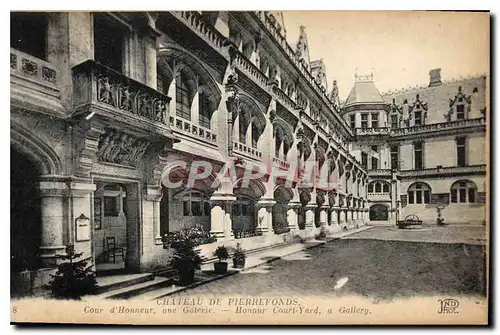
(344, 74, 385, 107)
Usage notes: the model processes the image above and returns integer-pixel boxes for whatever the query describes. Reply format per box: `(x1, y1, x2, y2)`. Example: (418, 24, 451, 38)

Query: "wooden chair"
(103, 237, 125, 263)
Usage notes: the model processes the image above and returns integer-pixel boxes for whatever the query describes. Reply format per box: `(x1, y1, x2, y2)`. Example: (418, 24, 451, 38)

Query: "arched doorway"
(11, 148, 42, 273)
(369, 204, 388, 221)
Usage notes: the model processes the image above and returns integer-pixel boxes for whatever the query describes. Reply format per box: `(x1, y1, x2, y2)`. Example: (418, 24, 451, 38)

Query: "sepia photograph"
(9, 9, 490, 325)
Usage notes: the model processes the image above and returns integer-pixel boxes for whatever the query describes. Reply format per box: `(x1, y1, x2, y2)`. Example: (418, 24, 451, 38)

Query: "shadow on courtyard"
(178, 239, 487, 301)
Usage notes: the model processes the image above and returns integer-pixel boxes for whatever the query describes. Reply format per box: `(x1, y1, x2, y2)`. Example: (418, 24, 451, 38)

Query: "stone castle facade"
(10, 11, 487, 295)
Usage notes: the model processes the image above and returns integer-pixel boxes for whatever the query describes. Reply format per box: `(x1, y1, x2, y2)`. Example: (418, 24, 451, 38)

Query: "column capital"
(38, 175, 96, 197)
(143, 184, 163, 201)
(256, 198, 276, 208)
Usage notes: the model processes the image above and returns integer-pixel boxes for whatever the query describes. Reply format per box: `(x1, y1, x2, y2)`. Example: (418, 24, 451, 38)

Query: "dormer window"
(414, 111, 422, 126)
(391, 114, 398, 128)
(371, 113, 379, 128)
(361, 113, 368, 129)
(456, 105, 465, 120)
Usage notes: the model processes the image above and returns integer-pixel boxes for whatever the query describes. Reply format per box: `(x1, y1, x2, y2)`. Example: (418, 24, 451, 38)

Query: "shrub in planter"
(232, 243, 246, 269)
(213, 246, 230, 274)
(47, 244, 98, 300)
(164, 226, 208, 285)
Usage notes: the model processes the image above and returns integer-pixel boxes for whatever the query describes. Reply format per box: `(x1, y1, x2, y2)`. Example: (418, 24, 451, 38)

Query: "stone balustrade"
(391, 118, 485, 136)
(169, 116, 218, 145)
(72, 60, 171, 126)
(273, 157, 291, 170)
(355, 127, 391, 136)
(399, 164, 486, 177)
(233, 141, 263, 160)
(11, 48, 58, 87)
(368, 169, 393, 177)
(173, 11, 226, 50)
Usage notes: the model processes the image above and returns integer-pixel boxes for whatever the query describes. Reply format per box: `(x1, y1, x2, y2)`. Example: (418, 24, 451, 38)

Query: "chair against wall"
(103, 237, 125, 263)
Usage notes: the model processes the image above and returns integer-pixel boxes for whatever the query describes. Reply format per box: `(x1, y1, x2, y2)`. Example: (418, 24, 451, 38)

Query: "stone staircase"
(91, 273, 173, 300)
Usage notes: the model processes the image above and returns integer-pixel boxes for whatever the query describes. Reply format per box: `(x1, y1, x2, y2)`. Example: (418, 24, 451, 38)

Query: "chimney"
(429, 68, 442, 87)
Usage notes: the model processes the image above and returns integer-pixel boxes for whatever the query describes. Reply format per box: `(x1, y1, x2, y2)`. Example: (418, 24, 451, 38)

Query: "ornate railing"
(368, 169, 393, 177)
(72, 60, 170, 125)
(252, 11, 352, 134)
(271, 84, 297, 111)
(233, 141, 263, 159)
(172, 11, 226, 50)
(169, 116, 217, 144)
(273, 157, 290, 170)
(355, 127, 391, 136)
(399, 164, 486, 177)
(10, 48, 58, 87)
(391, 118, 485, 136)
(233, 50, 269, 88)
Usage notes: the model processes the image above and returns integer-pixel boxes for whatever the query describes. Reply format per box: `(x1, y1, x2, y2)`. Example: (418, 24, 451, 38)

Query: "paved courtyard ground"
(167, 226, 487, 301)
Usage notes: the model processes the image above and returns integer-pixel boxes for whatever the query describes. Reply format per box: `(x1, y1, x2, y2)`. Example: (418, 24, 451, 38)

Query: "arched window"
(238, 102, 266, 148)
(407, 182, 431, 204)
(368, 181, 390, 194)
(182, 191, 211, 217)
(275, 126, 284, 158)
(199, 91, 212, 129)
(451, 180, 477, 203)
(175, 70, 193, 121)
(239, 109, 250, 143)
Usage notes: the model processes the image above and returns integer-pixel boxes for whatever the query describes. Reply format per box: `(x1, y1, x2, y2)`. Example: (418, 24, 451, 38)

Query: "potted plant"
(213, 246, 230, 274)
(164, 227, 207, 285)
(47, 244, 99, 300)
(232, 243, 246, 269)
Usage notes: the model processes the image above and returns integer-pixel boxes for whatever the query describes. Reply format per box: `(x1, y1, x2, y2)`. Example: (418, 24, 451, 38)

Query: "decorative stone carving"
(97, 129, 151, 167)
(73, 123, 105, 178)
(21, 58, 38, 76)
(225, 68, 240, 156)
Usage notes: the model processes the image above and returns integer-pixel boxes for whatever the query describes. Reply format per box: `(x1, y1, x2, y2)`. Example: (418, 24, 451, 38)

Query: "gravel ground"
(168, 226, 487, 301)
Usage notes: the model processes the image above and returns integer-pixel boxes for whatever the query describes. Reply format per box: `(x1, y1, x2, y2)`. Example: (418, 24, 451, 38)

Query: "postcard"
(10, 10, 489, 325)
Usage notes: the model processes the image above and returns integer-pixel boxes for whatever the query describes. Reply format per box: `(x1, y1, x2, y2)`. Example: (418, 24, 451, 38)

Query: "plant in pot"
(213, 246, 230, 274)
(164, 227, 207, 285)
(232, 243, 246, 269)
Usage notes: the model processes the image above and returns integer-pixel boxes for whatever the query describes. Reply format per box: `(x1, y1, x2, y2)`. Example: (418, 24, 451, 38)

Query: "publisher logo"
(438, 299, 459, 314)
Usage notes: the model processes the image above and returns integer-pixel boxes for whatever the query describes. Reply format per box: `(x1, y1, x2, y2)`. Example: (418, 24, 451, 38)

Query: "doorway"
(11, 148, 42, 273)
(369, 204, 389, 221)
(93, 181, 140, 274)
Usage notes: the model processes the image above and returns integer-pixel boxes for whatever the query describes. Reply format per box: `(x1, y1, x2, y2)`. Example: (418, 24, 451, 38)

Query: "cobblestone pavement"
(168, 226, 487, 301)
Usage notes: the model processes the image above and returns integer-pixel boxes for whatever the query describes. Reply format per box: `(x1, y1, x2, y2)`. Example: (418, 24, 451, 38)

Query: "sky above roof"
(281, 11, 489, 101)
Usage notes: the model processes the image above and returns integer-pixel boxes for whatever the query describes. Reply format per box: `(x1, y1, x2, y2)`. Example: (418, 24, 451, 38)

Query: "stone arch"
(369, 203, 389, 221)
(237, 93, 267, 147)
(10, 122, 63, 175)
(233, 177, 267, 199)
(157, 46, 222, 99)
(273, 117, 294, 158)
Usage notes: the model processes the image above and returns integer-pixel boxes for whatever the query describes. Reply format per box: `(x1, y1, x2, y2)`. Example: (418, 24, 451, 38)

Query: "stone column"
(339, 210, 346, 228)
(256, 199, 276, 235)
(305, 204, 316, 228)
(210, 194, 236, 240)
(286, 202, 300, 231)
(319, 205, 329, 227)
(38, 177, 67, 266)
(330, 208, 338, 225)
(143, 185, 163, 245)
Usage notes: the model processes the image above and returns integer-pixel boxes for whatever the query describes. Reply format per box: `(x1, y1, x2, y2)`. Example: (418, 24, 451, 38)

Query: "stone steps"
(96, 277, 172, 300)
(94, 273, 154, 295)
